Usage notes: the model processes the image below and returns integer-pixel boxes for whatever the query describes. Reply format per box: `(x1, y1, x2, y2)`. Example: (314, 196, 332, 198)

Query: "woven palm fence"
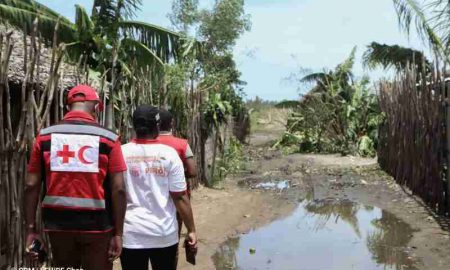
(378, 65, 449, 214)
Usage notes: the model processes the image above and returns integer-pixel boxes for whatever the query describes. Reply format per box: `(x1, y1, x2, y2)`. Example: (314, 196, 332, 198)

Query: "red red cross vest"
(38, 120, 118, 232)
(157, 135, 188, 167)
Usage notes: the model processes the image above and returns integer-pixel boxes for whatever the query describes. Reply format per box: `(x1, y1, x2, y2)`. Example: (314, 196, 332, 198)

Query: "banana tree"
(0, 0, 183, 129)
(203, 92, 232, 185)
(280, 47, 381, 156)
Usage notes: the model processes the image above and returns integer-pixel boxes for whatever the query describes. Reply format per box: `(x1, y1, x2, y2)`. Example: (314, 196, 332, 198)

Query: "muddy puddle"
(213, 199, 419, 270)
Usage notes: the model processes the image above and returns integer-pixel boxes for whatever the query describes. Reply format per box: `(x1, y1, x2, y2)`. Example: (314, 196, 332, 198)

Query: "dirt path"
(178, 116, 450, 269)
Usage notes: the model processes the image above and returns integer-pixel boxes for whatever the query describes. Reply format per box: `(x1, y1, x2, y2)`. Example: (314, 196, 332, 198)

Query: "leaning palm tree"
(363, 42, 430, 72)
(0, 0, 183, 128)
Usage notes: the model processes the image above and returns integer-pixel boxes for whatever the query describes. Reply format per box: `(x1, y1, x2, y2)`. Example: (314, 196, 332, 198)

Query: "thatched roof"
(0, 25, 93, 90)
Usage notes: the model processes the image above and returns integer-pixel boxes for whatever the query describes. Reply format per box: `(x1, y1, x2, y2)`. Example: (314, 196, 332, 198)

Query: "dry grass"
(250, 107, 290, 133)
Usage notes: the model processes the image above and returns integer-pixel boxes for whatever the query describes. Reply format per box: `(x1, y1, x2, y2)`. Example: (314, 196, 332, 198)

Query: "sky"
(42, 0, 427, 101)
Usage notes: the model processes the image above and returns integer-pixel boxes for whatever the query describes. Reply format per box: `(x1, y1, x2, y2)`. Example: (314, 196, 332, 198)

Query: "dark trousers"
(120, 244, 178, 270)
(48, 231, 112, 270)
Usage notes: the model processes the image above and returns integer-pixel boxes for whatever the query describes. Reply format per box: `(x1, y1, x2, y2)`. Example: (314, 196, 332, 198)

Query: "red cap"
(67, 84, 104, 111)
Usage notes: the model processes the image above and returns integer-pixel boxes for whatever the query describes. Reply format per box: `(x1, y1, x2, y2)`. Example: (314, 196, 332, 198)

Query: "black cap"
(159, 109, 173, 131)
(133, 105, 160, 131)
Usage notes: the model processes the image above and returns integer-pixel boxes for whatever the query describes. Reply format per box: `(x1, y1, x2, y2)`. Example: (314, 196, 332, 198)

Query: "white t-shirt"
(121, 139, 187, 248)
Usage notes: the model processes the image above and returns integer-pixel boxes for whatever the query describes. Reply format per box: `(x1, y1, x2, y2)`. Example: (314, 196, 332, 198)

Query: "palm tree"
(0, 0, 183, 128)
(392, 0, 449, 63)
(0, 0, 180, 65)
(363, 42, 430, 72)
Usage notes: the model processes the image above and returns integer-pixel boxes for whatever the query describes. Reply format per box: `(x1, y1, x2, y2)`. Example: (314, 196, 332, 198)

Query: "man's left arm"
(185, 144, 197, 178)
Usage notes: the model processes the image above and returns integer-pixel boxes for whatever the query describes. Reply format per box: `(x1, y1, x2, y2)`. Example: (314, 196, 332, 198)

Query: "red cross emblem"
(57, 144, 75, 163)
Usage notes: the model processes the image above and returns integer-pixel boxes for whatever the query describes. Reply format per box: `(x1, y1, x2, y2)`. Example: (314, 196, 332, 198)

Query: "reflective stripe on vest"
(42, 195, 105, 209)
(40, 124, 118, 141)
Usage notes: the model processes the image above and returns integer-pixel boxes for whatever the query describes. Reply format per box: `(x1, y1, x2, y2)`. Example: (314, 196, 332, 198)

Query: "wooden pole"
(446, 80, 450, 213)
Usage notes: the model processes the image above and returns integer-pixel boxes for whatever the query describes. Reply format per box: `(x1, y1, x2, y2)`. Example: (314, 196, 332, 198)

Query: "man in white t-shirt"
(120, 105, 197, 270)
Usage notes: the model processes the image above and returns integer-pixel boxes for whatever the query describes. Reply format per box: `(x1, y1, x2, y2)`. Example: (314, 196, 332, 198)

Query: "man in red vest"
(157, 109, 197, 180)
(157, 109, 197, 237)
(25, 85, 127, 270)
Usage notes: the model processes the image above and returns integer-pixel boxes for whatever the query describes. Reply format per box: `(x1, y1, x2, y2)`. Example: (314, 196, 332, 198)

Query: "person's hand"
(185, 231, 198, 254)
(108, 235, 123, 262)
(25, 232, 45, 263)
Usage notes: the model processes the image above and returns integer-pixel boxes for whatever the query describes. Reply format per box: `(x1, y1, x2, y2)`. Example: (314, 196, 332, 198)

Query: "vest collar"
(132, 138, 159, 144)
(64, 111, 96, 123)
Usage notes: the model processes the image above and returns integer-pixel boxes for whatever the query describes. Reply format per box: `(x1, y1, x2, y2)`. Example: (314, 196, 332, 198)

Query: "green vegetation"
(0, 0, 185, 128)
(0, 0, 180, 65)
(275, 100, 300, 109)
(163, 0, 251, 185)
(275, 48, 382, 157)
(275, 0, 450, 159)
(213, 137, 245, 185)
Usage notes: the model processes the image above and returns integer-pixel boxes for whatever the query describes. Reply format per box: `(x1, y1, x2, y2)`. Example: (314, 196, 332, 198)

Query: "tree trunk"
(105, 99, 114, 130)
(209, 128, 219, 187)
(106, 40, 119, 130)
(446, 83, 450, 212)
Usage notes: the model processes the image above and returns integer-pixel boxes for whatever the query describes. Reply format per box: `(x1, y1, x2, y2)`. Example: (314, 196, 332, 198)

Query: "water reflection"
(367, 212, 415, 269)
(304, 199, 362, 237)
(213, 199, 418, 270)
(254, 180, 290, 191)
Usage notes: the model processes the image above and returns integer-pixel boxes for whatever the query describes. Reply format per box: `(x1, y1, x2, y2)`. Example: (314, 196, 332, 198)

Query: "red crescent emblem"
(78, 146, 94, 164)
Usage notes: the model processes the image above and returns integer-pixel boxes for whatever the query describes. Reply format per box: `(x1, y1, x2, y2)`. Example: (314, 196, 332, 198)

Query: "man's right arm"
(169, 153, 197, 247)
(171, 193, 197, 247)
(24, 138, 44, 260)
(24, 172, 42, 231)
(25, 137, 43, 231)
